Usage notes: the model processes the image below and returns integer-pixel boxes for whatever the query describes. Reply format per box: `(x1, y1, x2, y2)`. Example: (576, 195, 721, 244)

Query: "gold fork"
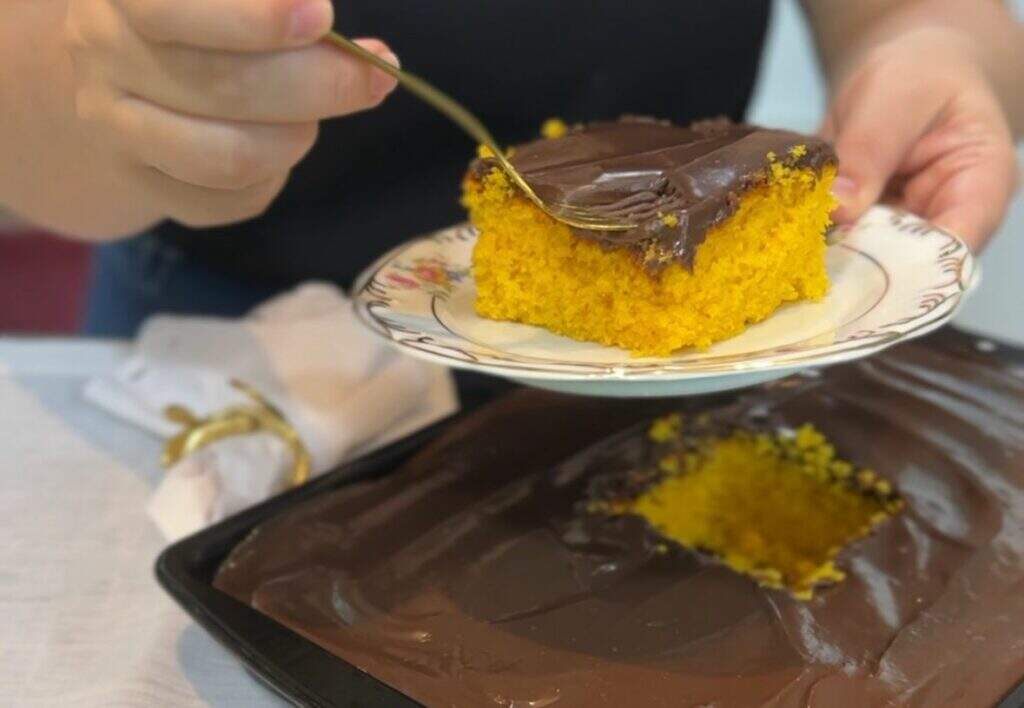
(325, 32, 635, 232)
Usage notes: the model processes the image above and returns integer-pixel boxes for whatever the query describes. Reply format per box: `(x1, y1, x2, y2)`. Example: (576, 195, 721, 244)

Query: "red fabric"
(0, 231, 91, 334)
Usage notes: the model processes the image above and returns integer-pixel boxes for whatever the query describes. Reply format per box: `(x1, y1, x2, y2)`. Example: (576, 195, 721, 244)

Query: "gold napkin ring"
(161, 380, 312, 488)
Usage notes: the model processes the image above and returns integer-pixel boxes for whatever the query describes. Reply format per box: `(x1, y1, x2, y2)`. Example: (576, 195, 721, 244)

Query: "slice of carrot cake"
(462, 117, 837, 356)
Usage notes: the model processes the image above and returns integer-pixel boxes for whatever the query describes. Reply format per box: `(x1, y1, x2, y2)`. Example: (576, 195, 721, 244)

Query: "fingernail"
(288, 0, 333, 41)
(370, 51, 400, 99)
(832, 175, 859, 203)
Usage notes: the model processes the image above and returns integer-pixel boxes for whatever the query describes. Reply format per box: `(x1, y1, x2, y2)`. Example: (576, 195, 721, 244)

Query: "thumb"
(826, 77, 946, 224)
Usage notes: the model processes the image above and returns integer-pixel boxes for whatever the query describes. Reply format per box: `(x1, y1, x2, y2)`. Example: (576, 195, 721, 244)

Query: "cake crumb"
(648, 413, 683, 442)
(477, 144, 496, 159)
(659, 212, 680, 228)
(541, 118, 569, 139)
(789, 144, 808, 159)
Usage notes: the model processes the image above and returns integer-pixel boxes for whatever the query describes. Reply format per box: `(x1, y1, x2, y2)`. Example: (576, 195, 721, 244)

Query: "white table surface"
(0, 337, 286, 707)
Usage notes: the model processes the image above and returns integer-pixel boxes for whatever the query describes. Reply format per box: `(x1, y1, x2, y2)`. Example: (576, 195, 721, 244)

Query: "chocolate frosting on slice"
(215, 329, 1024, 708)
(469, 117, 836, 269)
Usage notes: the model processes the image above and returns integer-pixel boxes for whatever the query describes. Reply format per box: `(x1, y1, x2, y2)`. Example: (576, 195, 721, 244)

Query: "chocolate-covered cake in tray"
(214, 330, 1024, 707)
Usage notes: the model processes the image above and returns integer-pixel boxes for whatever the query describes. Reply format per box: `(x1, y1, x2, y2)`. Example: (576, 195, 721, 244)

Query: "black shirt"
(158, 2, 771, 288)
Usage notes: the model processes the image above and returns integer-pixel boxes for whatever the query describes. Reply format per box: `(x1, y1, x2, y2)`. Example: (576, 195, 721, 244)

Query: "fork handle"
(324, 33, 500, 154)
(324, 32, 537, 202)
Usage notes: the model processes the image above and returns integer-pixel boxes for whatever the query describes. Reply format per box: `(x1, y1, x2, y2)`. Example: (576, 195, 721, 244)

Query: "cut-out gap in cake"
(587, 413, 903, 599)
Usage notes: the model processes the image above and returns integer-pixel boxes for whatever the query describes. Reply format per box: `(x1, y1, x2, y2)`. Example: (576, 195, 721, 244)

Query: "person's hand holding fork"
(1, 0, 398, 238)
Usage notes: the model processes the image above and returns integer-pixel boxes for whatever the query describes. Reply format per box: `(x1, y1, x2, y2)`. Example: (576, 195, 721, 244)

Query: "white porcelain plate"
(353, 205, 978, 397)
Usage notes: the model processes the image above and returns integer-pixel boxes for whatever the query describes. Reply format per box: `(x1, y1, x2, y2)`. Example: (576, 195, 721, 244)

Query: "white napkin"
(84, 282, 458, 542)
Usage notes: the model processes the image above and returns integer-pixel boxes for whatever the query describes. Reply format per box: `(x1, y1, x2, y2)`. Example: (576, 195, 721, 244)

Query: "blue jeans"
(82, 234, 284, 337)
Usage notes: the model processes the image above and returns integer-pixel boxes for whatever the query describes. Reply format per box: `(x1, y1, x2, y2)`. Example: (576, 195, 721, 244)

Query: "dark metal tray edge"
(156, 417, 455, 707)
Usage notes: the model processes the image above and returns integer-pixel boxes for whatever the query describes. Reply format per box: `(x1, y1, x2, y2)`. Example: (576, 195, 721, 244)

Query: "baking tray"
(157, 329, 1024, 708)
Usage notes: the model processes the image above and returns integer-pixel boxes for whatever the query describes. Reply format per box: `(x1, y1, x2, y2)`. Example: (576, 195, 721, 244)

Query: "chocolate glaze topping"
(215, 329, 1024, 707)
(469, 117, 836, 269)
